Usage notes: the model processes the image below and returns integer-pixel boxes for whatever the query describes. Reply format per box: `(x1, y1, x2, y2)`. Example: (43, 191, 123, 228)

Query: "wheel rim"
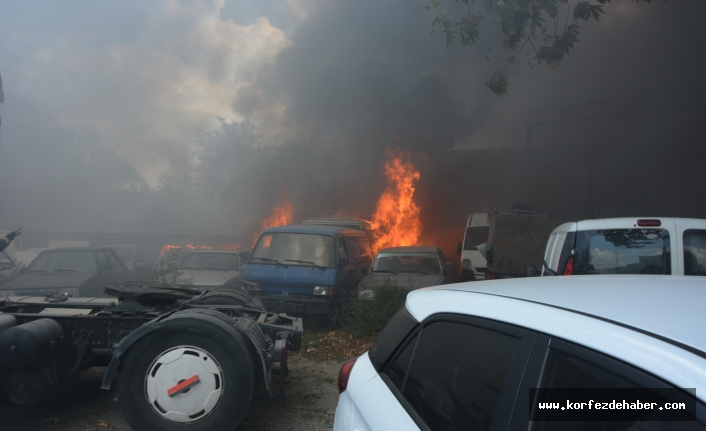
(145, 345, 225, 423)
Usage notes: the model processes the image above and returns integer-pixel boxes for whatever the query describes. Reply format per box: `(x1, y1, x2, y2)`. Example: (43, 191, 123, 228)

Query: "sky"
(1, 0, 704, 237)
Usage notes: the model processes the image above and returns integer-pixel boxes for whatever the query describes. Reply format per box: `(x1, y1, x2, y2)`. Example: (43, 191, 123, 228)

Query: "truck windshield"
(574, 229, 671, 275)
(28, 251, 97, 273)
(251, 233, 335, 268)
(372, 252, 441, 275)
(463, 226, 488, 250)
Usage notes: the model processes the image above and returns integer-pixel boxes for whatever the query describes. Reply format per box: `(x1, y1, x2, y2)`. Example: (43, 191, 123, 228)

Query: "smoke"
(1, 0, 705, 259)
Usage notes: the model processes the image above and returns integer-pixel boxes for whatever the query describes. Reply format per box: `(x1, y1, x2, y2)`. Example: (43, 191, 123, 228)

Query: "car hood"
(358, 273, 443, 290)
(0, 271, 94, 290)
(178, 269, 241, 286)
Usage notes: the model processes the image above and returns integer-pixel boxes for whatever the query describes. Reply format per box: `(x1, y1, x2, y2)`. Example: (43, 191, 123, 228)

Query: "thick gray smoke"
(1, 0, 704, 257)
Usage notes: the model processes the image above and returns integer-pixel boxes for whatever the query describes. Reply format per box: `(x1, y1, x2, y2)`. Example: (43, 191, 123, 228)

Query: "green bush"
(335, 281, 407, 338)
(0, 265, 22, 288)
(136, 248, 193, 285)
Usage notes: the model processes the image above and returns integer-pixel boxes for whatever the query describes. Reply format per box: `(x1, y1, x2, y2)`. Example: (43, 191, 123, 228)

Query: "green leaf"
(485, 71, 508, 96)
(432, 0, 442, 7)
(574, 2, 605, 22)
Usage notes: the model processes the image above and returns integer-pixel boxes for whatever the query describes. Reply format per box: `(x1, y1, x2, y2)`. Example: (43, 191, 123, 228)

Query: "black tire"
(194, 290, 267, 312)
(118, 312, 255, 431)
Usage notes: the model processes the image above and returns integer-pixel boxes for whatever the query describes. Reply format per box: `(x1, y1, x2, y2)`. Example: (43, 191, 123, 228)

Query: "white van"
(456, 212, 489, 281)
(542, 217, 706, 276)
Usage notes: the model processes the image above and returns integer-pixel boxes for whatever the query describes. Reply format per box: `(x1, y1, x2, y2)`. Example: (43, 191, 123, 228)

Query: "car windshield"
(372, 252, 440, 275)
(574, 229, 671, 275)
(251, 233, 335, 268)
(112, 248, 133, 263)
(178, 253, 240, 271)
(28, 251, 97, 273)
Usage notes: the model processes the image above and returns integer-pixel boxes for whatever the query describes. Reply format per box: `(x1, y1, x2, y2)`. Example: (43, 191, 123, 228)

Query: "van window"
(574, 229, 671, 275)
(683, 229, 706, 276)
(464, 226, 489, 250)
(251, 233, 335, 268)
(348, 240, 361, 264)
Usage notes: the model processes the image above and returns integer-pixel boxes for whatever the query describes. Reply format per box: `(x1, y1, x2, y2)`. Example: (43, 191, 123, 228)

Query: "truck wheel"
(118, 314, 254, 431)
(194, 290, 267, 312)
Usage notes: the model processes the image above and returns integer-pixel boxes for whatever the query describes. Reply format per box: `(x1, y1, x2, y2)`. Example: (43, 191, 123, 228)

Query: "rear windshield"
(28, 251, 97, 273)
(463, 226, 489, 250)
(251, 233, 335, 268)
(574, 229, 671, 275)
(683, 229, 706, 276)
(372, 252, 441, 275)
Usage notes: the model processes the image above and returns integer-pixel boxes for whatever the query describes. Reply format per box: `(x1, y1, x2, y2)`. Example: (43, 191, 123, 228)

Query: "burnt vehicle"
(0, 283, 301, 431)
(176, 249, 251, 292)
(0, 247, 133, 298)
(357, 246, 452, 300)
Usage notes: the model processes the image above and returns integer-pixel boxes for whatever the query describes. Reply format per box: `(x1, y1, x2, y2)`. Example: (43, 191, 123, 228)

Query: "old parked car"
(243, 225, 373, 314)
(176, 249, 250, 292)
(0, 247, 133, 298)
(357, 246, 451, 300)
(335, 276, 706, 430)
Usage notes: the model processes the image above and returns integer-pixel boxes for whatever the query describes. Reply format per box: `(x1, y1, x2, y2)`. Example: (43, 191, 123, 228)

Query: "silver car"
(176, 249, 250, 292)
(357, 246, 451, 300)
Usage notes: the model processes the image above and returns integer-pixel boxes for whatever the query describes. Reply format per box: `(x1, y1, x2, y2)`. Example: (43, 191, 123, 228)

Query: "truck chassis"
(0, 283, 302, 431)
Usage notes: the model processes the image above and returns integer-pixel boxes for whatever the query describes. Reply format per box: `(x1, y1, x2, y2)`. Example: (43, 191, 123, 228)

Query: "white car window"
(388, 321, 521, 431)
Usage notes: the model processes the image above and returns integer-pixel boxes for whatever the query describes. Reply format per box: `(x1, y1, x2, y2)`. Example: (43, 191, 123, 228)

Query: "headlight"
(462, 259, 474, 271)
(312, 286, 328, 296)
(359, 290, 375, 300)
(57, 288, 80, 297)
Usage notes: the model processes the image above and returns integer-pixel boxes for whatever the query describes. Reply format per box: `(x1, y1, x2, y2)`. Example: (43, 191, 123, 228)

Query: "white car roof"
(406, 276, 706, 401)
(552, 217, 706, 232)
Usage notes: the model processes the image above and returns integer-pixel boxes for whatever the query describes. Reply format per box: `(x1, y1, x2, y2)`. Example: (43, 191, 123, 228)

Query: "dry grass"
(292, 330, 377, 361)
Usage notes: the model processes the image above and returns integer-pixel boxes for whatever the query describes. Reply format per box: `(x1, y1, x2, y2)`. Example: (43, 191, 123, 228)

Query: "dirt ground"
(0, 331, 372, 431)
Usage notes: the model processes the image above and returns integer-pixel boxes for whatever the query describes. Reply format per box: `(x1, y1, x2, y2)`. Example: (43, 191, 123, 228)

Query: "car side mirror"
(457, 242, 462, 256)
(525, 266, 539, 277)
(339, 256, 350, 267)
(360, 267, 369, 275)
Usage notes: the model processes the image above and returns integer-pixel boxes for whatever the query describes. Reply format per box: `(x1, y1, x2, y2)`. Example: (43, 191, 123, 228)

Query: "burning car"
(175, 249, 250, 292)
(0, 247, 133, 298)
(358, 246, 451, 300)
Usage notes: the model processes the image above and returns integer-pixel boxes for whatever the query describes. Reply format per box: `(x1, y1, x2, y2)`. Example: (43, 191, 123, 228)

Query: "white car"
(335, 276, 706, 430)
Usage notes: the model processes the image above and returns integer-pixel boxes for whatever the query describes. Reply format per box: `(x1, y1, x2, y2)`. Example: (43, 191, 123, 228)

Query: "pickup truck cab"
(242, 225, 373, 314)
(542, 217, 706, 276)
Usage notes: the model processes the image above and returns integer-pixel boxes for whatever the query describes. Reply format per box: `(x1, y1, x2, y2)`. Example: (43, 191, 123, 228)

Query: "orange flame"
(262, 190, 294, 230)
(160, 243, 243, 256)
(370, 148, 422, 253)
